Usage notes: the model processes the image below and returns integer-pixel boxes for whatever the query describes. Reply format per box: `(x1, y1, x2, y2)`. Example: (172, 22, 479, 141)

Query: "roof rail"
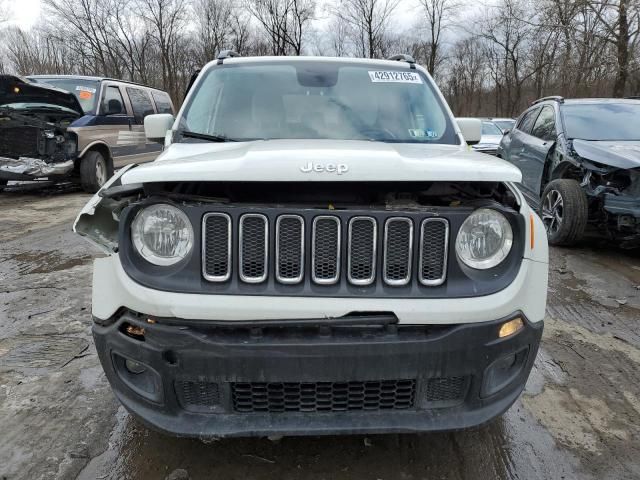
(532, 95, 564, 105)
(217, 50, 240, 64)
(387, 54, 416, 69)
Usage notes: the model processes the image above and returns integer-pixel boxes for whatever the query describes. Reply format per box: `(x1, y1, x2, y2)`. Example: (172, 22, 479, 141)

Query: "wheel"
(540, 179, 588, 246)
(80, 150, 113, 193)
(0, 179, 7, 191)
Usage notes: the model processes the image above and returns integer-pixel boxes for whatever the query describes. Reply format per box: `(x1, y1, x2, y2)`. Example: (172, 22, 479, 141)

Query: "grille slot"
(348, 217, 377, 285)
(239, 214, 268, 283)
(312, 216, 341, 284)
(175, 380, 220, 412)
(419, 219, 449, 286)
(276, 215, 304, 283)
(383, 218, 413, 286)
(425, 376, 467, 403)
(232, 379, 416, 413)
(202, 213, 231, 282)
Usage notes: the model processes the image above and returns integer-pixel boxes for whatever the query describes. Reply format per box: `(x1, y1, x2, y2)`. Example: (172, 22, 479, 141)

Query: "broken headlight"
(131, 204, 193, 266)
(455, 208, 513, 269)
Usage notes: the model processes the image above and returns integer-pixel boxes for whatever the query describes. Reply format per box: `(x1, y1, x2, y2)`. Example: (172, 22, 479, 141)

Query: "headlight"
(455, 208, 513, 269)
(131, 204, 193, 266)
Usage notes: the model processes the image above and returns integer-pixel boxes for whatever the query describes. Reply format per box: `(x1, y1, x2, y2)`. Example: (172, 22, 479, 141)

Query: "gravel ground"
(1, 187, 639, 480)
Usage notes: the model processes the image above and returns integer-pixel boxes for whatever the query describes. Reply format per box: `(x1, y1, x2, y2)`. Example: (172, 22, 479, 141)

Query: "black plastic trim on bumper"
(93, 311, 543, 438)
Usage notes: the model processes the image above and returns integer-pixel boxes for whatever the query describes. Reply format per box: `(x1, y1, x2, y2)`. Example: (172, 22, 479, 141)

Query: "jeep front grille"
(202, 210, 449, 288)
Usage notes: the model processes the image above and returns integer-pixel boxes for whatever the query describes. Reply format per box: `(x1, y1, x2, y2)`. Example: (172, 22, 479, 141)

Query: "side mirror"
(105, 99, 123, 115)
(503, 129, 511, 136)
(456, 118, 482, 145)
(145, 113, 175, 143)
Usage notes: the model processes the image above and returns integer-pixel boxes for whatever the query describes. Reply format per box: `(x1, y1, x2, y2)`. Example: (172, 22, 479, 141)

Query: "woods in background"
(1, 0, 639, 116)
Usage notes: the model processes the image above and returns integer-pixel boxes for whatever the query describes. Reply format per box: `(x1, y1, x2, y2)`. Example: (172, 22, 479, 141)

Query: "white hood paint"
(121, 139, 522, 184)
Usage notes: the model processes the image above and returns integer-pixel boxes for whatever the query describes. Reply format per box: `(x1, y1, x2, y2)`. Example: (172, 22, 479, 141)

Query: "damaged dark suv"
(0, 75, 82, 190)
(499, 97, 640, 248)
(1, 75, 174, 193)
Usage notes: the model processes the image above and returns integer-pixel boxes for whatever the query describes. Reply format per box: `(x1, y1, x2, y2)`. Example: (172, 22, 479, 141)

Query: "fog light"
(125, 359, 147, 374)
(499, 317, 523, 338)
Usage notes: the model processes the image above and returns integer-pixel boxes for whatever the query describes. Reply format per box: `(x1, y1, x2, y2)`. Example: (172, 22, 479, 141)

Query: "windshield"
(178, 62, 458, 144)
(562, 103, 640, 141)
(29, 78, 99, 114)
(482, 121, 502, 136)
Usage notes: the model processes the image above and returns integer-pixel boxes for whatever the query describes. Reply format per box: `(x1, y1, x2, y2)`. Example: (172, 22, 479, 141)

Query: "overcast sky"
(7, 0, 431, 31)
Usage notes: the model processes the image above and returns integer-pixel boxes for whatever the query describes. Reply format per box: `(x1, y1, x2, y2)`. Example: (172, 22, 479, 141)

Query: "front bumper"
(94, 310, 542, 437)
(0, 157, 74, 181)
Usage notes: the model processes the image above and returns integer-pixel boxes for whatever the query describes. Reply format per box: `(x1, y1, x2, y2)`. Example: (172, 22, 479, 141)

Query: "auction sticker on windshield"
(368, 71, 422, 83)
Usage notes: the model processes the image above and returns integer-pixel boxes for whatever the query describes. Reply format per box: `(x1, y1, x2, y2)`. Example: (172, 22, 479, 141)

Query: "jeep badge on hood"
(300, 162, 349, 174)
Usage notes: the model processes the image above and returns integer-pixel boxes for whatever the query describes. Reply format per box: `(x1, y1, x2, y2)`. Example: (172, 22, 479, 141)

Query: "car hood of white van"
(121, 139, 522, 184)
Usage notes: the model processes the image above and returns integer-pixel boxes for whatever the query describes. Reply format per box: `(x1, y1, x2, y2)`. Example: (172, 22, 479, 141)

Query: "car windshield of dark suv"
(562, 103, 640, 141)
(178, 62, 458, 144)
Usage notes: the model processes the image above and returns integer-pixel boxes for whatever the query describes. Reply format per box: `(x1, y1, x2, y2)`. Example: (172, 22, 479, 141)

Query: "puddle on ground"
(0, 335, 89, 370)
(3, 251, 92, 275)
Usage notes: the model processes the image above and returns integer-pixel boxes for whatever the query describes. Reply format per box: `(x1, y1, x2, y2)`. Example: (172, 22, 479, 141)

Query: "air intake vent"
(175, 380, 220, 412)
(425, 376, 467, 403)
(348, 217, 377, 285)
(232, 379, 416, 413)
(202, 213, 231, 282)
(239, 214, 268, 283)
(419, 219, 449, 286)
(312, 216, 341, 284)
(276, 215, 304, 283)
(383, 218, 413, 285)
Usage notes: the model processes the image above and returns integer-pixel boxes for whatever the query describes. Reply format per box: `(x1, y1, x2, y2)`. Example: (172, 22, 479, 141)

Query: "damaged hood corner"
(74, 164, 137, 254)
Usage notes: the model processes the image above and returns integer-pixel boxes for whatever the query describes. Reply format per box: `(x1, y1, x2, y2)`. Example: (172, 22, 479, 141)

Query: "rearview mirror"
(456, 118, 482, 145)
(145, 113, 175, 143)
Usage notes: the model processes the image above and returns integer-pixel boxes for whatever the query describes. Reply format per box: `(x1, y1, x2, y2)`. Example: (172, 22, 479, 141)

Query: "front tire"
(80, 150, 113, 193)
(540, 179, 588, 246)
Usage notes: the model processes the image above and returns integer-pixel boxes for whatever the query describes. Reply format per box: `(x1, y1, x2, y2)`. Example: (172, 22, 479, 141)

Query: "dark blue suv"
(499, 97, 640, 248)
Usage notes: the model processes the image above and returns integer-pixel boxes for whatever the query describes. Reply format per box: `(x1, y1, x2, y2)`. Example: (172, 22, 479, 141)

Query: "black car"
(498, 96, 640, 248)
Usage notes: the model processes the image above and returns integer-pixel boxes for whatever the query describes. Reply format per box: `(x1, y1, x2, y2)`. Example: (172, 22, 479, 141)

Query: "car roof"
(204, 55, 420, 71)
(562, 98, 640, 105)
(27, 74, 166, 92)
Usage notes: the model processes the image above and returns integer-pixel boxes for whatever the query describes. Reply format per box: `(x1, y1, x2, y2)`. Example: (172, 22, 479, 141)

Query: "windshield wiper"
(180, 130, 236, 142)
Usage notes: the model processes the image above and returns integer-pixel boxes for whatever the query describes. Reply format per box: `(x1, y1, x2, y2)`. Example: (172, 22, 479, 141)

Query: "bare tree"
(417, 0, 459, 75)
(335, 0, 400, 58)
(247, 0, 315, 55)
(585, 0, 640, 96)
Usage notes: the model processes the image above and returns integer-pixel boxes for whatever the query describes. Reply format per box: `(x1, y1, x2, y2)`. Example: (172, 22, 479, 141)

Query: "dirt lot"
(1, 187, 639, 480)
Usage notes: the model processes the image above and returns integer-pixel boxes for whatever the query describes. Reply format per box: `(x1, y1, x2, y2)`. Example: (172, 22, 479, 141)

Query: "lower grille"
(424, 376, 467, 402)
(232, 379, 416, 413)
(175, 380, 220, 412)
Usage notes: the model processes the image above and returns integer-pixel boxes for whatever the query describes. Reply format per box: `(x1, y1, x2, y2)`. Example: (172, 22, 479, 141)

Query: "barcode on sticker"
(368, 71, 422, 84)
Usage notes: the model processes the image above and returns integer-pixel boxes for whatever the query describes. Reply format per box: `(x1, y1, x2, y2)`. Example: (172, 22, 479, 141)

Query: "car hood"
(573, 139, 640, 170)
(0, 75, 84, 115)
(121, 139, 523, 184)
(474, 135, 503, 148)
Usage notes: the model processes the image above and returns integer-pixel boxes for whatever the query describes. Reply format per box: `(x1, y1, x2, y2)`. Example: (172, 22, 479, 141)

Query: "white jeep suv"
(75, 53, 548, 438)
